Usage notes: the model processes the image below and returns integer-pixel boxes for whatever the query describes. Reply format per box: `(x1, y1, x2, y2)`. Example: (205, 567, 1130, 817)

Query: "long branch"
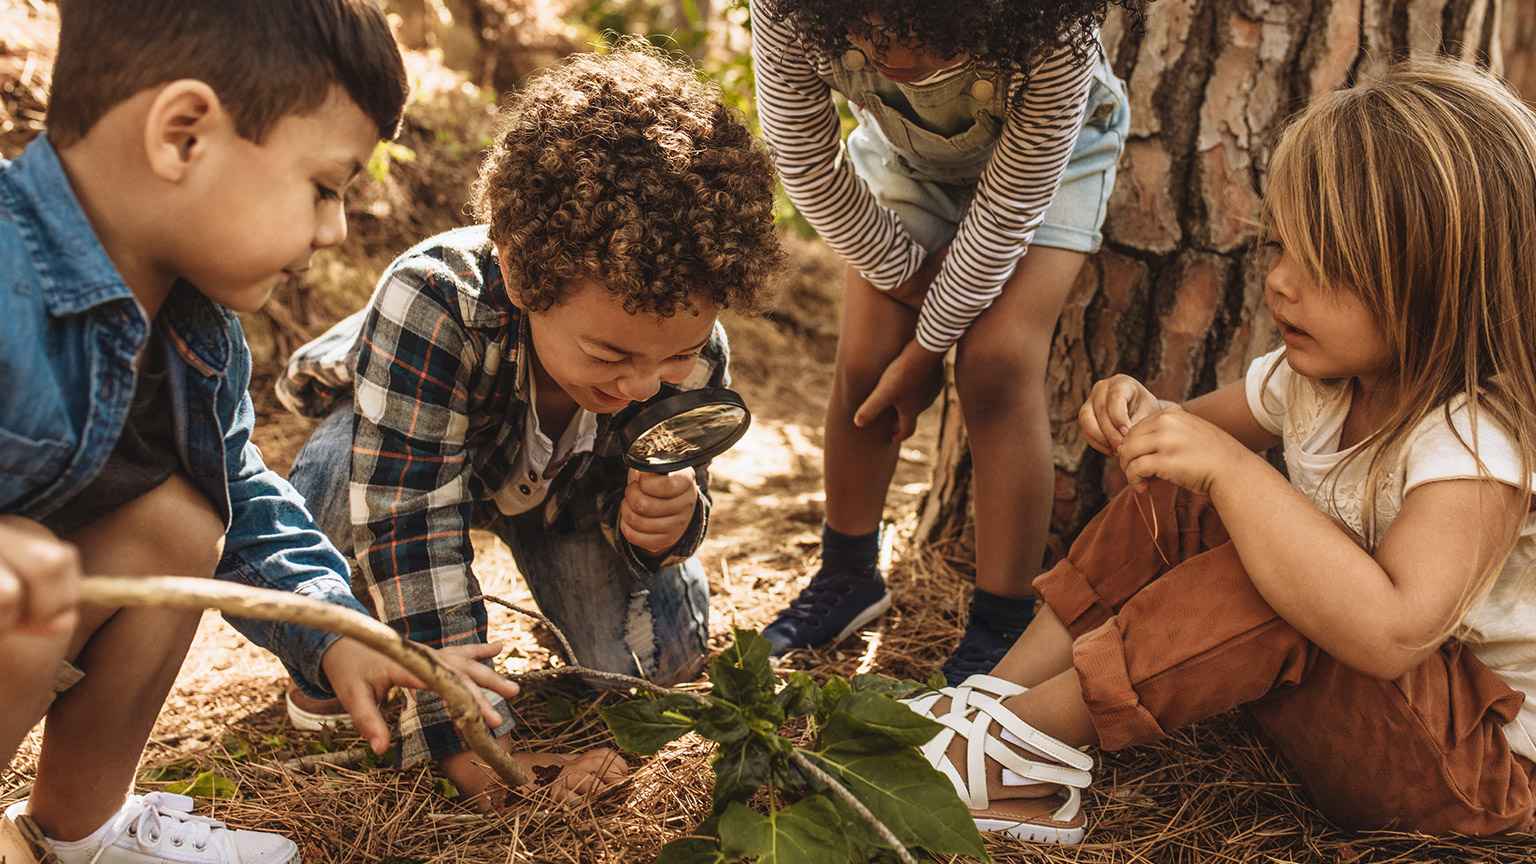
(76, 576, 531, 788)
(789, 750, 917, 864)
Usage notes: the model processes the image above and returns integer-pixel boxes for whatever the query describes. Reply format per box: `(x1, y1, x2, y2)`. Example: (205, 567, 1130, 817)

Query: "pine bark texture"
(918, 0, 1524, 563)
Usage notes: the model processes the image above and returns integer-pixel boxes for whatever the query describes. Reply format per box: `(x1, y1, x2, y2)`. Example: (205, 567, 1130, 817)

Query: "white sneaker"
(4, 793, 297, 864)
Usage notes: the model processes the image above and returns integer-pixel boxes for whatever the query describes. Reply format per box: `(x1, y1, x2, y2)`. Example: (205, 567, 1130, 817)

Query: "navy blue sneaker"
(940, 590, 1038, 686)
(762, 566, 891, 657)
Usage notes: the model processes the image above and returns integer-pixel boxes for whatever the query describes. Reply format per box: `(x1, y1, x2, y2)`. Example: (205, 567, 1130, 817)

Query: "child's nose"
(314, 204, 348, 249)
(616, 369, 662, 402)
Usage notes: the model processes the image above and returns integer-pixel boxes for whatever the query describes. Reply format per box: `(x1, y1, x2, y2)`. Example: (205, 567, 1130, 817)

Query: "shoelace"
(92, 792, 223, 862)
(776, 571, 877, 622)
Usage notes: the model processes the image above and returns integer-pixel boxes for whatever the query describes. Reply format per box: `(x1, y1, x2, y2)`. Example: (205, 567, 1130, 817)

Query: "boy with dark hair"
(0, 2, 526, 861)
(276, 46, 784, 808)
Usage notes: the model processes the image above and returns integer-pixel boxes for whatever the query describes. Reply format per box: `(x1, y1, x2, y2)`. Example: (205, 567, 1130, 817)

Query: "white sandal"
(906, 674, 1093, 845)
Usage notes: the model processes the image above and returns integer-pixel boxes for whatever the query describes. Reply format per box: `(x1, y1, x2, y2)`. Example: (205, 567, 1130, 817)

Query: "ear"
(142, 79, 230, 183)
(495, 244, 531, 312)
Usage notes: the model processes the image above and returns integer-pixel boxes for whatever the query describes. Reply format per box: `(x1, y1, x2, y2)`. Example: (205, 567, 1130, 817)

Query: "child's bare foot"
(440, 742, 629, 811)
(906, 679, 1092, 844)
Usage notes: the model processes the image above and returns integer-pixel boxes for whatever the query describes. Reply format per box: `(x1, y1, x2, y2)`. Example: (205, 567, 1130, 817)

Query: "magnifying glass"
(619, 388, 752, 473)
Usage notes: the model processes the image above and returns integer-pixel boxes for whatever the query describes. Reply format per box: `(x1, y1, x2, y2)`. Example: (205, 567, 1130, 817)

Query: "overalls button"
(842, 49, 866, 71)
(970, 78, 995, 101)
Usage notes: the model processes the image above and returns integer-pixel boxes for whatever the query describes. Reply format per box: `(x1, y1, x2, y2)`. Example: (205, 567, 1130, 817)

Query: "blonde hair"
(1263, 57, 1536, 639)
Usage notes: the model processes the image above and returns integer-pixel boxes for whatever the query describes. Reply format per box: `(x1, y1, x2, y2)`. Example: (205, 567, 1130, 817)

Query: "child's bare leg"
(823, 265, 920, 535)
(939, 247, 1087, 681)
(987, 602, 1075, 688)
(0, 630, 72, 768)
(26, 473, 223, 840)
(953, 246, 1087, 602)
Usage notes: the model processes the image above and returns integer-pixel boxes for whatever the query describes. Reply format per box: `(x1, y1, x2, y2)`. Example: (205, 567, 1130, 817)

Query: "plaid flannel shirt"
(277, 225, 724, 764)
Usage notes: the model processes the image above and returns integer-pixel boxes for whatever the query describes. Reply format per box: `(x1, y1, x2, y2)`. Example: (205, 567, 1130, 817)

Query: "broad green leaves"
(602, 628, 988, 864)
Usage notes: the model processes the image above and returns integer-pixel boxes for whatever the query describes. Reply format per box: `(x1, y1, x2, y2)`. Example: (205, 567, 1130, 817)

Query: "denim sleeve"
(215, 327, 367, 699)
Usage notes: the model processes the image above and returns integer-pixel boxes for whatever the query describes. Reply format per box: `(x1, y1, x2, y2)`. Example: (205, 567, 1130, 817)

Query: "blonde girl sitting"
(907, 57, 1536, 844)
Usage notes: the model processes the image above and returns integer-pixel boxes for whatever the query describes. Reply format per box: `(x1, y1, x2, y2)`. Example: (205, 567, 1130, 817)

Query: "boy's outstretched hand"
(440, 740, 630, 811)
(1078, 373, 1170, 457)
(320, 637, 520, 754)
(620, 468, 698, 558)
(0, 515, 81, 638)
(854, 339, 945, 442)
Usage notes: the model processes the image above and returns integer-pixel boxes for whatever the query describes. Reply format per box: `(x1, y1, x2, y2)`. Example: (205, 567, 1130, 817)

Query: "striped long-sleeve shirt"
(752, 9, 1096, 352)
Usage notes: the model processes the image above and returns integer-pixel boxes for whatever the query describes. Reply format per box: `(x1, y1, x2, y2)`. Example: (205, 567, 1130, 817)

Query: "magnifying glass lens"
(631, 403, 749, 467)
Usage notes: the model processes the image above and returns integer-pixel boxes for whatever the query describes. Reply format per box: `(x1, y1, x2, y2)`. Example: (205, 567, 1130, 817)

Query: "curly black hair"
(756, 0, 1146, 73)
(473, 45, 784, 317)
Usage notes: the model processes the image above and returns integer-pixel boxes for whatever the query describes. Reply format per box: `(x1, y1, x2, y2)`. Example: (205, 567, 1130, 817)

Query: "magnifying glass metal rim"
(620, 387, 751, 473)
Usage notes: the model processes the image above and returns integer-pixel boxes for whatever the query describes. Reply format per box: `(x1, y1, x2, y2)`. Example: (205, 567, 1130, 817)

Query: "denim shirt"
(0, 134, 367, 698)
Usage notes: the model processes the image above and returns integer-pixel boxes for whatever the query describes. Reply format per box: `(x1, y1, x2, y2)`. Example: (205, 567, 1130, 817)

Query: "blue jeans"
(289, 401, 710, 686)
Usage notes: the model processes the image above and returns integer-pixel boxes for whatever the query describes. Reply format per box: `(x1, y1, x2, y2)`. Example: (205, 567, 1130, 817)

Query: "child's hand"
(884, 245, 950, 311)
(854, 339, 945, 442)
(0, 515, 81, 638)
(620, 468, 698, 558)
(320, 637, 519, 754)
(439, 739, 630, 811)
(1115, 404, 1254, 495)
(1079, 374, 1169, 456)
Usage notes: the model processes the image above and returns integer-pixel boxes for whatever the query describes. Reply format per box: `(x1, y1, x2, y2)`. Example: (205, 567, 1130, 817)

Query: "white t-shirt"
(1245, 347, 1536, 761)
(493, 374, 598, 516)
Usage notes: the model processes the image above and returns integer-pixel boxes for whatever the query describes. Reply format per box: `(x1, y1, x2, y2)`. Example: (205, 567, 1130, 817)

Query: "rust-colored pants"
(1032, 480, 1536, 835)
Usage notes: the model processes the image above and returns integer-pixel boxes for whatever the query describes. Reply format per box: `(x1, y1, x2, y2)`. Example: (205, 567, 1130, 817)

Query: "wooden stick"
(75, 576, 531, 788)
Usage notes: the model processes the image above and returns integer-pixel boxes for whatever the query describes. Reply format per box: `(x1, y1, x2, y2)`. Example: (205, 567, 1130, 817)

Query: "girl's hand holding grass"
(621, 468, 699, 557)
(853, 339, 946, 442)
(1114, 405, 1262, 497)
(1079, 373, 1173, 457)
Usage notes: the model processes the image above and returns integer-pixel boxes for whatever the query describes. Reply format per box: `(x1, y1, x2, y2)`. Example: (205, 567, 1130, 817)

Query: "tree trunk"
(918, 0, 1522, 565)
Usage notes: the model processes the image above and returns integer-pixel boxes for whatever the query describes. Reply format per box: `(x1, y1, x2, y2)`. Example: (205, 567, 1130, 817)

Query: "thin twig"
(280, 748, 371, 773)
(789, 750, 917, 864)
(76, 576, 532, 788)
(454, 594, 580, 667)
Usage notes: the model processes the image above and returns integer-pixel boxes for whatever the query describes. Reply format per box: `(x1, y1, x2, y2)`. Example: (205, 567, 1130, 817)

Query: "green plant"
(602, 628, 988, 864)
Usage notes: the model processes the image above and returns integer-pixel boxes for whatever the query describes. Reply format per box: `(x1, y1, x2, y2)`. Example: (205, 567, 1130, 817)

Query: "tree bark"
(918, 0, 1523, 565)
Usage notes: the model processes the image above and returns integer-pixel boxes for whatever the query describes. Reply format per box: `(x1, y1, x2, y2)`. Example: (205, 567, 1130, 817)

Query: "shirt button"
(971, 78, 995, 101)
(842, 49, 866, 71)
(518, 484, 531, 495)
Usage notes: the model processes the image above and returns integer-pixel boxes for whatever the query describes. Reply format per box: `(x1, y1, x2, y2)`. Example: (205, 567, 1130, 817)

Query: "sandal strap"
(911, 686, 1092, 810)
(954, 674, 1028, 698)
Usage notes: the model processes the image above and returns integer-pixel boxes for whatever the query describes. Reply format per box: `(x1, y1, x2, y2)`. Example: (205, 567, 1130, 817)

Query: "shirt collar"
(1, 133, 134, 317)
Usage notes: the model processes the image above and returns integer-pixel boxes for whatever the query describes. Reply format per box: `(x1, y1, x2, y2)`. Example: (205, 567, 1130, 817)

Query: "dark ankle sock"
(821, 523, 881, 576)
(968, 587, 1037, 639)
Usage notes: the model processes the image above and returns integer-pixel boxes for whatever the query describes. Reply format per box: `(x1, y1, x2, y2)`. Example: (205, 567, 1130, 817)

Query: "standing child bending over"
(751, 0, 1141, 684)
(904, 58, 1536, 844)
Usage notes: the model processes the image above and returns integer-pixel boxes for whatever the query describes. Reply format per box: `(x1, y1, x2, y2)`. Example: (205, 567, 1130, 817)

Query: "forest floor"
(5, 3, 1536, 861)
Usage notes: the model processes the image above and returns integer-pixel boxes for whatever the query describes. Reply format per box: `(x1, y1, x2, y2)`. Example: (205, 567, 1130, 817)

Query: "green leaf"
(260, 734, 289, 749)
(601, 693, 700, 755)
(719, 797, 849, 864)
(694, 696, 750, 744)
(434, 776, 460, 799)
(815, 676, 851, 725)
(773, 672, 818, 719)
(926, 670, 948, 691)
(709, 628, 776, 708)
(218, 735, 255, 762)
(546, 693, 578, 724)
(138, 758, 199, 784)
(819, 692, 943, 751)
(799, 746, 986, 859)
(710, 735, 773, 812)
(653, 836, 729, 864)
(163, 769, 238, 800)
(850, 674, 926, 700)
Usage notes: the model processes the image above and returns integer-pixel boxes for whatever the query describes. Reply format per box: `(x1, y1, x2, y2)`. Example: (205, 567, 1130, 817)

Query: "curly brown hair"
(473, 46, 783, 317)
(756, 0, 1145, 73)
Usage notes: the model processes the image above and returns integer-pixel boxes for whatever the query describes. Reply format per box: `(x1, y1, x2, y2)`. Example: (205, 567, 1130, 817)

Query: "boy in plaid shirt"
(276, 48, 783, 808)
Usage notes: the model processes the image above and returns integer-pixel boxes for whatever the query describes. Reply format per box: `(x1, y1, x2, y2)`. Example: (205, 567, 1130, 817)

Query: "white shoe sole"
(975, 816, 1085, 845)
(830, 591, 892, 644)
(285, 691, 354, 732)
